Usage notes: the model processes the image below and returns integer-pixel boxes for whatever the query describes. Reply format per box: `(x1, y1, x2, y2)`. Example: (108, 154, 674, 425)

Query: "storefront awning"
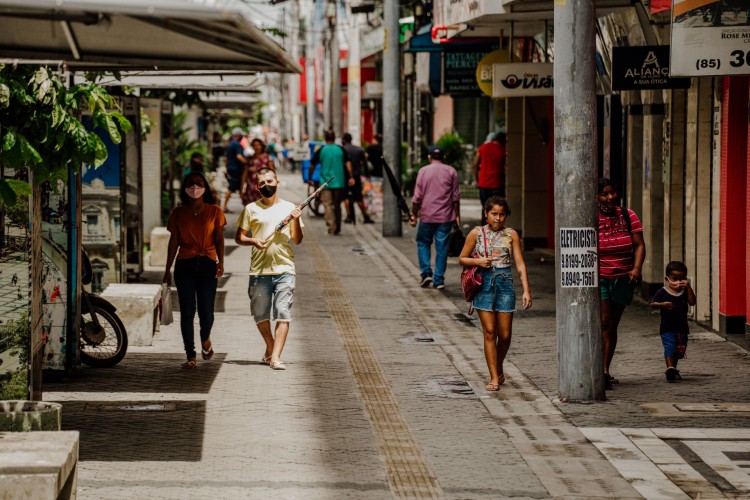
(95, 71, 263, 92)
(0, 0, 301, 73)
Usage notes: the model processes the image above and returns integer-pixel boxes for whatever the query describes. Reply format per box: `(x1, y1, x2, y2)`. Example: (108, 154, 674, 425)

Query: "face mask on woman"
(186, 186, 206, 199)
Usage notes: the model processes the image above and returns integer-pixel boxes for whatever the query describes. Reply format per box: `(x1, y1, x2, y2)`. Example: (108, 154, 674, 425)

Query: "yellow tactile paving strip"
(309, 239, 444, 499)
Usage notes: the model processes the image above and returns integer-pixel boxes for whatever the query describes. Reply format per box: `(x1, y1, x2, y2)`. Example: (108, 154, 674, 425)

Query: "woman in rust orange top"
(163, 172, 227, 368)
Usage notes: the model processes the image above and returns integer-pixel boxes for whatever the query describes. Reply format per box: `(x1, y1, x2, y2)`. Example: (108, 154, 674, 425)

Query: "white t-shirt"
(236, 198, 304, 276)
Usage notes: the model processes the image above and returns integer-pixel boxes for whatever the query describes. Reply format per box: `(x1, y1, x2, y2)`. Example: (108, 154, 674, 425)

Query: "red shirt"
(477, 141, 505, 190)
(167, 204, 227, 261)
(598, 207, 642, 279)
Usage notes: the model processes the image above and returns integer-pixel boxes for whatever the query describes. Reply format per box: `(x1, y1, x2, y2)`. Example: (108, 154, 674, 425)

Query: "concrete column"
(663, 89, 686, 267)
(640, 90, 665, 289)
(521, 97, 550, 247)
(695, 78, 714, 324)
(711, 79, 722, 332)
(624, 92, 643, 216)
(506, 98, 523, 233)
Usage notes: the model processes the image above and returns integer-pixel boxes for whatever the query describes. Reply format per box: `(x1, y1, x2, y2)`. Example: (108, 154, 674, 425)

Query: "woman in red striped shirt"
(597, 179, 646, 390)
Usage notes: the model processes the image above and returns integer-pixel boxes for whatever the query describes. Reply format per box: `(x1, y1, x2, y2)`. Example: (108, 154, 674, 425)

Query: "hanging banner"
(612, 46, 690, 90)
(671, 0, 750, 76)
(492, 63, 553, 98)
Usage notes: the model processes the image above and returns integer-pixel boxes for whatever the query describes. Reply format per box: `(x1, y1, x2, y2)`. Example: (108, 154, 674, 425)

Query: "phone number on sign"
(560, 252, 597, 269)
(561, 271, 597, 287)
(694, 50, 750, 72)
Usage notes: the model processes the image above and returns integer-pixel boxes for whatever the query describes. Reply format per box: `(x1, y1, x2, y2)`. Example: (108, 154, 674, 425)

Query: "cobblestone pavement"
(43, 171, 750, 499)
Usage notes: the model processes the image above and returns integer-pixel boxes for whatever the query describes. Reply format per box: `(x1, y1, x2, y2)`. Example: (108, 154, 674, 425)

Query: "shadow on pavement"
(44, 353, 226, 394)
(56, 399, 207, 461)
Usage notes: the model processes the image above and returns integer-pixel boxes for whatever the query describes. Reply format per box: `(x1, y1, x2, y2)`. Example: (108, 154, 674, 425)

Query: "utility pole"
(329, 0, 342, 137)
(289, 0, 301, 142)
(382, 0, 402, 236)
(305, 3, 315, 140)
(347, 12, 361, 145)
(554, 0, 604, 400)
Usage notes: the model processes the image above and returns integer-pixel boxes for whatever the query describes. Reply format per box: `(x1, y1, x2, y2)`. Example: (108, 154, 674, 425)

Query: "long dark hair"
(598, 177, 617, 195)
(180, 172, 216, 205)
(483, 195, 511, 217)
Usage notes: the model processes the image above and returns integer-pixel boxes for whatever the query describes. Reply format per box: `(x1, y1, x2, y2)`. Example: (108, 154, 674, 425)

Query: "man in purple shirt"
(409, 145, 461, 290)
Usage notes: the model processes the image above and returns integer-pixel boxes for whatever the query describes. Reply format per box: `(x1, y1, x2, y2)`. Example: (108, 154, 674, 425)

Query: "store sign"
(612, 46, 690, 90)
(671, 0, 750, 76)
(434, 0, 504, 31)
(443, 51, 487, 94)
(475, 50, 509, 97)
(492, 63, 553, 98)
(559, 228, 598, 288)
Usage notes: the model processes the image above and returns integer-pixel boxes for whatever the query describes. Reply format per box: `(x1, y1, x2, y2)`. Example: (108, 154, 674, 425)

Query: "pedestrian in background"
(223, 127, 247, 213)
(182, 152, 205, 181)
(458, 196, 532, 391)
(242, 138, 275, 206)
(597, 178, 646, 389)
(365, 133, 383, 182)
(650, 261, 696, 382)
(342, 132, 375, 224)
(163, 172, 227, 369)
(235, 168, 303, 370)
(313, 130, 351, 235)
(210, 131, 224, 171)
(472, 133, 507, 226)
(409, 145, 460, 290)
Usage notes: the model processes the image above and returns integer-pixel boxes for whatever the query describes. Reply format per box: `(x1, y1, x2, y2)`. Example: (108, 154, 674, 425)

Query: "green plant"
(0, 316, 31, 400)
(436, 132, 468, 168)
(0, 65, 131, 206)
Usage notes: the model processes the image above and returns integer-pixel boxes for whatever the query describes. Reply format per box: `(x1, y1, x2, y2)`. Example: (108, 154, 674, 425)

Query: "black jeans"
(174, 256, 218, 359)
(479, 187, 506, 225)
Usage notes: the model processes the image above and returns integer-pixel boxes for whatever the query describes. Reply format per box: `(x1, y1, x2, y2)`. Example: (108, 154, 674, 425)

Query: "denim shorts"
(248, 274, 296, 323)
(472, 267, 515, 313)
(660, 332, 688, 359)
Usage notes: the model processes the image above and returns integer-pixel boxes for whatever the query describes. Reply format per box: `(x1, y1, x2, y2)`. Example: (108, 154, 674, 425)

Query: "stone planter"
(0, 401, 61, 431)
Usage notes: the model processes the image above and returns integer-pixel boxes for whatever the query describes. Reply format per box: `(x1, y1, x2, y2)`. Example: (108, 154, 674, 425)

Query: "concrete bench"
(101, 284, 162, 347)
(0, 431, 79, 499)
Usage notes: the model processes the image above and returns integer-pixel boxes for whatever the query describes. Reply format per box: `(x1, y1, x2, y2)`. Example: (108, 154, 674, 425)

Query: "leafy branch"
(0, 65, 132, 205)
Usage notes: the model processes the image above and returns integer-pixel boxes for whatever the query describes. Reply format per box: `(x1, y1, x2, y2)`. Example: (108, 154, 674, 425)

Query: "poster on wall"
(612, 46, 691, 90)
(40, 179, 69, 371)
(671, 0, 750, 76)
(0, 169, 31, 398)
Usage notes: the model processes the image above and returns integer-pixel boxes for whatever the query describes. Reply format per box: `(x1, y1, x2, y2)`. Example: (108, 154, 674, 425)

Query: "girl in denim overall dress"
(459, 196, 532, 391)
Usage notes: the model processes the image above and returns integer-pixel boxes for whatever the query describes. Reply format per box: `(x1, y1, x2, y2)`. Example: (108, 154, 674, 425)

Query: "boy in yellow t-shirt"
(235, 168, 303, 370)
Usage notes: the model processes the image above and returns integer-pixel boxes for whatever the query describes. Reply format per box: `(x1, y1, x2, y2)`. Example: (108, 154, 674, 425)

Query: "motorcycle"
(79, 249, 128, 367)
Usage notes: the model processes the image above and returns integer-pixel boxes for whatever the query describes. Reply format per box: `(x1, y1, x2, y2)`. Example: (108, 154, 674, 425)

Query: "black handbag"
(448, 223, 465, 257)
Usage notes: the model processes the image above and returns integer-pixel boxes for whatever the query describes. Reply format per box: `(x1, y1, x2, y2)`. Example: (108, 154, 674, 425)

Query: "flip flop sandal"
(201, 347, 214, 361)
(260, 355, 271, 365)
(486, 382, 500, 391)
(181, 359, 197, 369)
(498, 373, 506, 385)
(269, 360, 287, 370)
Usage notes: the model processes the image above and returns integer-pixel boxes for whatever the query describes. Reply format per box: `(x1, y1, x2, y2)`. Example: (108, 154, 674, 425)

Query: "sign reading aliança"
(671, 0, 750, 76)
(612, 46, 690, 90)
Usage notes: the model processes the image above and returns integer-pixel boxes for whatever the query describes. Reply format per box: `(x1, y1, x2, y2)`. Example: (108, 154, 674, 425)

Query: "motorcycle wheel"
(80, 306, 128, 367)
